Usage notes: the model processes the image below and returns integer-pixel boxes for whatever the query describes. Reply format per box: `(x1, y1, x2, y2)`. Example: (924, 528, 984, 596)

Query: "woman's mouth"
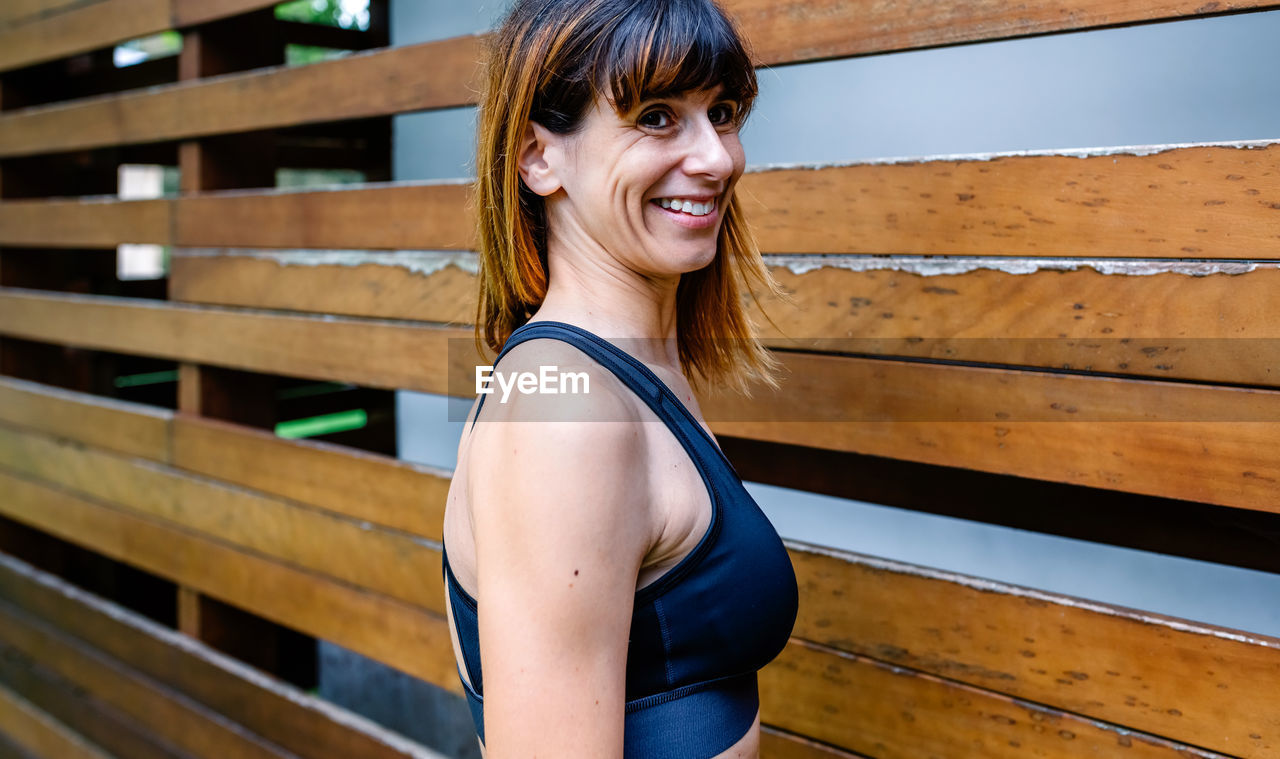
(650, 196, 719, 229)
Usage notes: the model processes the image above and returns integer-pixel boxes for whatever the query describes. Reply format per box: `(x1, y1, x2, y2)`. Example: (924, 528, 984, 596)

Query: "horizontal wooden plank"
(0, 681, 112, 759)
(760, 639, 1230, 759)
(0, 0, 83, 28)
(0, 421, 445, 614)
(4, 288, 1278, 508)
(713, 418, 1280, 512)
(0, 467, 461, 690)
(742, 141, 1280, 259)
(0, 651, 185, 759)
(0, 376, 171, 461)
(0, 35, 485, 156)
(759, 727, 869, 759)
(0, 553, 444, 759)
(0, 0, 278, 72)
(729, 0, 1280, 70)
(170, 248, 1280, 385)
(785, 544, 1280, 757)
(0, 375, 450, 541)
(172, 414, 450, 542)
(0, 196, 168, 247)
(5, 1, 1280, 146)
(0, 598, 293, 759)
(5, 140, 1278, 258)
(0, 0, 168, 73)
(170, 248, 479, 324)
(0, 288, 467, 392)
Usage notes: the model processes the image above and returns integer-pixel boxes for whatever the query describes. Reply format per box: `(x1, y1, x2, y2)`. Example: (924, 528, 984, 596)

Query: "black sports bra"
(442, 320, 798, 758)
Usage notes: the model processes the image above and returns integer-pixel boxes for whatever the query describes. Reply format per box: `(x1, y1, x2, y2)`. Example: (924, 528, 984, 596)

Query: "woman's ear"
(517, 121, 562, 197)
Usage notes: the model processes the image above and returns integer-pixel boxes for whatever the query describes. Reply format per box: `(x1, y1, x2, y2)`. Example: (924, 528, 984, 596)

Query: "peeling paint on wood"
(175, 248, 480, 276)
(749, 138, 1280, 173)
(765, 255, 1265, 277)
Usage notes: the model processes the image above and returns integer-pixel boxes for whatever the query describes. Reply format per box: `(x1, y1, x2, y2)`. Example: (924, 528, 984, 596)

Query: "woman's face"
(525, 85, 746, 280)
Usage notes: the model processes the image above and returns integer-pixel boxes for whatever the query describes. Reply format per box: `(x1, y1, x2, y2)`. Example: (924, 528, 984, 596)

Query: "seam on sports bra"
(653, 597, 677, 687)
(623, 670, 755, 714)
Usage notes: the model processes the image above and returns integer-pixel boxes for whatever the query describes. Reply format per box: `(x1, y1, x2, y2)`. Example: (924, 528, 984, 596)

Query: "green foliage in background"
(275, 0, 370, 30)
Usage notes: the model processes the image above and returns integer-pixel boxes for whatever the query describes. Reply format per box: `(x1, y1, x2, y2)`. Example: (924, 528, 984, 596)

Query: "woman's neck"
(528, 251, 682, 370)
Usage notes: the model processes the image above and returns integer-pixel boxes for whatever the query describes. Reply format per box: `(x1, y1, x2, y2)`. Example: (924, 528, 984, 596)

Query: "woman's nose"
(682, 116, 735, 180)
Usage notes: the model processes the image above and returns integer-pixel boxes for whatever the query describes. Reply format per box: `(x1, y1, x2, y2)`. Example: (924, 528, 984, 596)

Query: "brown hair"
(473, 0, 787, 394)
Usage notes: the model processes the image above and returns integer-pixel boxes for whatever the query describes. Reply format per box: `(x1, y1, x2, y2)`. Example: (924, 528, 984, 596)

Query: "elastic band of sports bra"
(461, 670, 759, 758)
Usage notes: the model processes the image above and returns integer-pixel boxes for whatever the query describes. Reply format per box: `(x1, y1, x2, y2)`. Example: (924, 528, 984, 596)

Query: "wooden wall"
(0, 1, 1278, 757)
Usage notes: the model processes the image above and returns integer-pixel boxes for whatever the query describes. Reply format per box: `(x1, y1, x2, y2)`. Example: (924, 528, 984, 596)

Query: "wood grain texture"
(0, 197, 168, 247)
(759, 727, 870, 758)
(5, 1, 1280, 137)
(168, 248, 1280, 385)
(0, 553, 444, 759)
(0, 35, 485, 157)
(0, 288, 465, 393)
(785, 543, 1280, 757)
(0, 468, 461, 690)
(0, 600, 293, 759)
(174, 182, 475, 250)
(0, 376, 171, 461)
(0, 681, 112, 759)
(760, 639, 1232, 759)
(0, 422, 445, 614)
(170, 248, 479, 325)
(0, 652, 184, 759)
(3, 289, 1277, 509)
(5, 141, 1276, 258)
(0, 0, 279, 71)
(0, 0, 168, 72)
(173, 415, 451, 541)
(738, 141, 1280, 259)
(725, 0, 1280, 66)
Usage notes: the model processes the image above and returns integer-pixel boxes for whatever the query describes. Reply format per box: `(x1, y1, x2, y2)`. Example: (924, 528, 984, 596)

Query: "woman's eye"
(709, 103, 737, 126)
(639, 109, 672, 129)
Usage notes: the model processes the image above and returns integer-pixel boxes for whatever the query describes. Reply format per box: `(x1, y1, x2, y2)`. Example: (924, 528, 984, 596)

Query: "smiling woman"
(441, 1, 799, 758)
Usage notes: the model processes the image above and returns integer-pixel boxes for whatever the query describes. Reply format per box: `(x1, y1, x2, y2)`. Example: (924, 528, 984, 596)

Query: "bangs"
(592, 0, 757, 122)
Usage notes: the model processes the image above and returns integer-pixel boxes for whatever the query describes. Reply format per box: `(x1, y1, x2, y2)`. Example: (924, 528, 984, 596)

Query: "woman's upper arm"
(469, 383, 652, 759)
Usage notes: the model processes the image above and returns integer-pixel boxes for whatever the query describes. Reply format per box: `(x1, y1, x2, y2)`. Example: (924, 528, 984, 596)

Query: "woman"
(441, 1, 799, 756)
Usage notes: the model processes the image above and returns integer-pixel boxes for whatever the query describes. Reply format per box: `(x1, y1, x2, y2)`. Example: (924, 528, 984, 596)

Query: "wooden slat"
(0, 652, 186, 759)
(0, 422, 445, 614)
(0, 468, 460, 690)
(3, 288, 1278, 509)
(760, 640, 1230, 759)
(0, 288, 467, 392)
(5, 2, 1280, 146)
(0, 681, 112, 759)
(784, 543, 1280, 757)
(0, 0, 279, 72)
(5, 141, 1278, 258)
(0, 553, 444, 759)
(0, 0, 168, 73)
(175, 182, 475, 250)
(170, 249, 1280, 385)
(0, 35, 485, 157)
(740, 141, 1280, 259)
(0, 374, 448, 542)
(759, 727, 869, 759)
(0, 0, 83, 28)
(170, 249, 479, 324)
(0, 197, 168, 247)
(172, 415, 450, 542)
(727, 0, 1280, 70)
(0, 376, 170, 461)
(0, 599, 295, 759)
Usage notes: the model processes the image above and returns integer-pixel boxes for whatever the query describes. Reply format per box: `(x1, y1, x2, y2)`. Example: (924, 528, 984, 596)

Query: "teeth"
(657, 197, 714, 216)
